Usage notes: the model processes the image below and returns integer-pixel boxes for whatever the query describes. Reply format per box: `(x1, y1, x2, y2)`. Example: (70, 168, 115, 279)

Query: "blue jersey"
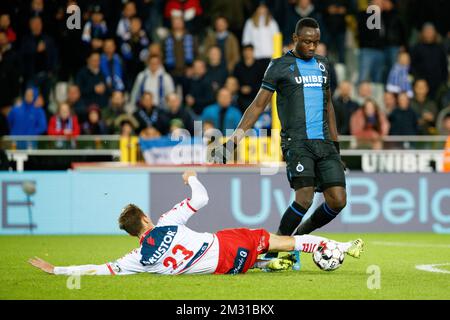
(261, 51, 331, 141)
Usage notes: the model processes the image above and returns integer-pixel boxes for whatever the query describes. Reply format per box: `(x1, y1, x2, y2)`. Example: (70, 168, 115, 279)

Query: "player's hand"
(28, 257, 55, 274)
(208, 140, 236, 164)
(182, 170, 197, 184)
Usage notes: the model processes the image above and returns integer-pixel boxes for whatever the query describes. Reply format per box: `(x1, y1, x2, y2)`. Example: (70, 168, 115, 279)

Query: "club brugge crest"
(318, 62, 326, 72)
(296, 162, 304, 172)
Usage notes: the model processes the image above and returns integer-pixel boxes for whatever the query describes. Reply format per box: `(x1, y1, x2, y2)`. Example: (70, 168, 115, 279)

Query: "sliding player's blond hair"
(118, 204, 146, 237)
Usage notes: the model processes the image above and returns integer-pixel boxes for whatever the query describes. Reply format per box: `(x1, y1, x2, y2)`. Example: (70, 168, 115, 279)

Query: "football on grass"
(312, 240, 345, 271)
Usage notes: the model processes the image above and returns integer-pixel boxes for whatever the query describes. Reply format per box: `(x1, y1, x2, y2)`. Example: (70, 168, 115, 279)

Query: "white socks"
(294, 235, 352, 253)
(294, 235, 328, 253)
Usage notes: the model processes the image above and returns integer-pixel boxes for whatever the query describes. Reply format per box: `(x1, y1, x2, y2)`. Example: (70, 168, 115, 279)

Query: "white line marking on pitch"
(415, 263, 450, 274)
(371, 241, 450, 249)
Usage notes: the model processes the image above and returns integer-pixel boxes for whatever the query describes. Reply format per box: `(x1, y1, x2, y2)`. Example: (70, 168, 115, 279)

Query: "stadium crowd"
(0, 0, 449, 149)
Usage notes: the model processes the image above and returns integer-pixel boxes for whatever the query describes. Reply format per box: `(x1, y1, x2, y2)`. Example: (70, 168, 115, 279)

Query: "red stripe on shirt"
(106, 264, 115, 275)
(186, 200, 197, 213)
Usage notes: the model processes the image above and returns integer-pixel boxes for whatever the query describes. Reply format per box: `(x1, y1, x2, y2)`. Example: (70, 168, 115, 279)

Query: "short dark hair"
(118, 204, 146, 236)
(295, 18, 319, 34)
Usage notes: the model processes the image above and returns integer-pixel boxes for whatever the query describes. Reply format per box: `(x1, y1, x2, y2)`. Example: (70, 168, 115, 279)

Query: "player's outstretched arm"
(29, 257, 114, 276)
(183, 171, 209, 211)
(227, 89, 273, 148)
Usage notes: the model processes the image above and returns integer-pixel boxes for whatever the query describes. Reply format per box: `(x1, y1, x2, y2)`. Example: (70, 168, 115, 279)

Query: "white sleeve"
(54, 264, 112, 276)
(187, 176, 209, 211)
(54, 250, 143, 276)
(158, 176, 209, 226)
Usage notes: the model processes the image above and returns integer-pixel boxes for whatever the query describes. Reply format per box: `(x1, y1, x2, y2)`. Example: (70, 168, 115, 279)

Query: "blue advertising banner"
(0, 170, 449, 234)
(0, 172, 149, 235)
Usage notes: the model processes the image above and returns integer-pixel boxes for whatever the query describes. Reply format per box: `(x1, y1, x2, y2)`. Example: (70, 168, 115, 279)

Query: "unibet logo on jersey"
(294, 75, 328, 87)
(140, 226, 178, 266)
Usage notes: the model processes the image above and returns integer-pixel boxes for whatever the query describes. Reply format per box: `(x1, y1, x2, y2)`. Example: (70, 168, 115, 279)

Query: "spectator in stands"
(436, 74, 450, 112)
(202, 0, 254, 41)
(169, 118, 190, 138)
(437, 112, 450, 135)
(81, 104, 108, 135)
(130, 55, 175, 111)
(119, 118, 137, 138)
(185, 59, 215, 116)
(202, 119, 216, 143)
(206, 46, 228, 94)
(0, 31, 20, 111)
(283, 0, 323, 47)
(203, 16, 240, 73)
(133, 92, 170, 135)
(76, 52, 109, 108)
(386, 51, 413, 97)
(357, 0, 385, 83)
(164, 0, 203, 34)
(389, 92, 419, 135)
(350, 98, 390, 149)
(233, 44, 265, 113)
(382, 0, 407, 78)
(0, 14, 16, 44)
(66, 84, 87, 123)
(224, 76, 240, 106)
(116, 1, 137, 42)
(202, 88, 242, 134)
(120, 16, 149, 88)
(355, 81, 373, 106)
(166, 93, 195, 135)
(21, 16, 57, 108)
(148, 42, 163, 58)
(316, 42, 337, 94)
(23, 0, 53, 36)
(333, 81, 359, 135)
(103, 91, 127, 134)
(322, 0, 348, 63)
(100, 39, 125, 92)
(162, 16, 197, 88)
(383, 91, 397, 115)
(7, 87, 47, 136)
(411, 79, 438, 135)
(48, 102, 80, 137)
(242, 2, 280, 66)
(81, 5, 108, 53)
(53, 1, 83, 81)
(410, 23, 448, 98)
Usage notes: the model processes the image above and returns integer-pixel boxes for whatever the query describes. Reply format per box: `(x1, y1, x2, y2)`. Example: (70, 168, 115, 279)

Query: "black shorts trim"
(317, 182, 346, 192)
(290, 177, 315, 190)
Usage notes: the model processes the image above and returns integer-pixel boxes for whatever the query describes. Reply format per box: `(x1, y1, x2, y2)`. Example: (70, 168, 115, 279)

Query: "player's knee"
(327, 194, 346, 212)
(295, 198, 313, 210)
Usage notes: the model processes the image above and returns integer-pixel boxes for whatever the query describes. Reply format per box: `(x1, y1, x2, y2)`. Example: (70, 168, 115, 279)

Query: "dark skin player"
(223, 26, 346, 218)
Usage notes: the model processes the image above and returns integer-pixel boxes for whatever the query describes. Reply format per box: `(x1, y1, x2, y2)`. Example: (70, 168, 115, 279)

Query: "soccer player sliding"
(29, 171, 363, 276)
(219, 18, 354, 263)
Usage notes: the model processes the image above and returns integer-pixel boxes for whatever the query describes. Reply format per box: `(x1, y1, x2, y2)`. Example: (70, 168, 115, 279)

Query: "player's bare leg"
(265, 186, 314, 262)
(296, 186, 347, 235)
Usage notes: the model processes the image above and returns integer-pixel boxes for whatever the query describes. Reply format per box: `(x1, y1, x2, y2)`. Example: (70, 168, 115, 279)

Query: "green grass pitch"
(1, 233, 449, 300)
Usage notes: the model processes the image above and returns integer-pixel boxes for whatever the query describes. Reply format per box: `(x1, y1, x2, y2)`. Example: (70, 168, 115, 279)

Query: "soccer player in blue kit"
(220, 18, 360, 249)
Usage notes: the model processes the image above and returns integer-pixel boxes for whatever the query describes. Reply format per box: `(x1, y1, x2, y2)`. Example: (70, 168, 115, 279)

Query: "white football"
(312, 240, 345, 271)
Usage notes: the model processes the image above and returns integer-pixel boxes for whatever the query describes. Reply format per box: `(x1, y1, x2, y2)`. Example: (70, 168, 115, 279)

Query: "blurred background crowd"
(0, 0, 449, 149)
